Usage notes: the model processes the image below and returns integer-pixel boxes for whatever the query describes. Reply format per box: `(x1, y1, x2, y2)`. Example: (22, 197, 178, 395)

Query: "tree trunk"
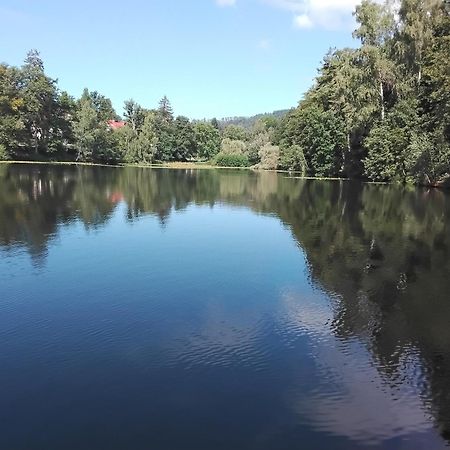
(34, 133, 39, 154)
(32, 122, 39, 154)
(380, 81, 385, 121)
(341, 132, 351, 175)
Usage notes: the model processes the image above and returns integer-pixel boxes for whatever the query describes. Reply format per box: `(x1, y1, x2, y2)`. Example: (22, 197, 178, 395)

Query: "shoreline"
(1, 160, 448, 189)
(0, 160, 249, 171)
(0, 160, 355, 181)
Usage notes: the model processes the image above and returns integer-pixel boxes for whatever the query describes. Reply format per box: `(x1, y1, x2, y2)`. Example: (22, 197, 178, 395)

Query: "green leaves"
(173, 116, 196, 161)
(1, 19, 449, 186)
(74, 93, 118, 163)
(276, 0, 449, 185)
(278, 104, 346, 177)
(124, 99, 145, 131)
(214, 153, 250, 167)
(193, 122, 221, 160)
(353, 0, 395, 47)
(21, 50, 62, 153)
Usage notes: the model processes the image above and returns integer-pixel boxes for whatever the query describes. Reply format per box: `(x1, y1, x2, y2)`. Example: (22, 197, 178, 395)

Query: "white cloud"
(263, 0, 380, 30)
(293, 14, 313, 29)
(216, 0, 236, 7)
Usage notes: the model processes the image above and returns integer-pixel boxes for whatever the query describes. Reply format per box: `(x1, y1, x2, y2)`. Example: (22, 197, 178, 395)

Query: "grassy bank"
(0, 160, 252, 171)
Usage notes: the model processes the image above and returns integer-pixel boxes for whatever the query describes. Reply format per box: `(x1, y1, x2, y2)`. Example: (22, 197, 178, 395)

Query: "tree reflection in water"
(0, 163, 449, 446)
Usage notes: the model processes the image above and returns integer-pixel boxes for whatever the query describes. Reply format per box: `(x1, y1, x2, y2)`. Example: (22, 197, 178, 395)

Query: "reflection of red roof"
(109, 191, 124, 203)
(107, 120, 126, 130)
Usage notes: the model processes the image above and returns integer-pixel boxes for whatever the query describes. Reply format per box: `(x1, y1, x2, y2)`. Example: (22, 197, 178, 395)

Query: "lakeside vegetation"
(0, 0, 449, 186)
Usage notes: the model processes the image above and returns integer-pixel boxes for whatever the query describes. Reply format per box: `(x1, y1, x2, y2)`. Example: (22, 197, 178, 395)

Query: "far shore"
(1, 160, 449, 189)
(0, 159, 251, 171)
(0, 159, 354, 181)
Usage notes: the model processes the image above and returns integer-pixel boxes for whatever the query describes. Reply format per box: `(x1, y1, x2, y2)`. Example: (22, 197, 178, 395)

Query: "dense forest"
(0, 0, 449, 185)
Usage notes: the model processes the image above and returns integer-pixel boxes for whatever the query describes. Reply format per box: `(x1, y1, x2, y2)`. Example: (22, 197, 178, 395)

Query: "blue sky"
(0, 0, 362, 119)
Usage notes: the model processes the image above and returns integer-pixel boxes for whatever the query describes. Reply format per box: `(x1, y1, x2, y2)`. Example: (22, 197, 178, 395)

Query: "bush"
(257, 144, 280, 169)
(279, 145, 308, 174)
(406, 130, 450, 185)
(220, 138, 247, 155)
(214, 153, 250, 167)
(0, 144, 10, 161)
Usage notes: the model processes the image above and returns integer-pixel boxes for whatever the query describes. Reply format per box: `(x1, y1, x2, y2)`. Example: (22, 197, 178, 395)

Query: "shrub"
(279, 145, 308, 174)
(220, 138, 247, 155)
(214, 153, 250, 167)
(257, 143, 280, 169)
(0, 144, 10, 161)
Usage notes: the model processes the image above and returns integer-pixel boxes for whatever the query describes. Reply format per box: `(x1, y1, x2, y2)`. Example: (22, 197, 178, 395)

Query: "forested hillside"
(0, 0, 449, 185)
(218, 110, 290, 129)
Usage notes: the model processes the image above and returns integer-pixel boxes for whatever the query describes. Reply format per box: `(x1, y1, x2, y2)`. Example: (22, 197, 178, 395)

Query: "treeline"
(1, 0, 449, 185)
(276, 0, 450, 185)
(218, 110, 289, 130)
(0, 50, 281, 169)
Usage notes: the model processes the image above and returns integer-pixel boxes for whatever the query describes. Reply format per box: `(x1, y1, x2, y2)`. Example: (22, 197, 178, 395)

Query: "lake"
(1, 163, 449, 450)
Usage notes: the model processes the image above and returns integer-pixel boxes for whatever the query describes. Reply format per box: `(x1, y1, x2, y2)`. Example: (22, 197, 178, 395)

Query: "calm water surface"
(1, 163, 449, 450)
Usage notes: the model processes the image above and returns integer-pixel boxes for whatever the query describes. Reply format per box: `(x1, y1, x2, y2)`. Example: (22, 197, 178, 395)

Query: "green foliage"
(74, 96, 117, 163)
(246, 121, 274, 165)
(210, 118, 220, 129)
(364, 123, 409, 181)
(173, 116, 196, 161)
(222, 125, 248, 141)
(220, 138, 247, 155)
(279, 145, 308, 175)
(73, 97, 97, 161)
(19, 50, 73, 155)
(193, 122, 221, 159)
(158, 96, 174, 122)
(276, 0, 450, 185)
(1, 9, 449, 189)
(280, 104, 346, 176)
(353, 0, 395, 47)
(146, 98, 178, 161)
(116, 124, 137, 162)
(0, 64, 25, 155)
(214, 153, 250, 167)
(364, 98, 418, 181)
(0, 144, 9, 161)
(137, 113, 159, 163)
(218, 136, 261, 166)
(406, 131, 450, 185)
(258, 144, 280, 170)
(50, 91, 76, 153)
(398, 0, 442, 84)
(81, 88, 118, 122)
(124, 99, 145, 131)
(153, 115, 175, 161)
(218, 110, 288, 130)
(118, 112, 158, 164)
(420, 6, 450, 140)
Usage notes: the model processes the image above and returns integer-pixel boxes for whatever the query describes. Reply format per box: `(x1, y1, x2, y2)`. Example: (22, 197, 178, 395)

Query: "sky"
(0, 0, 363, 119)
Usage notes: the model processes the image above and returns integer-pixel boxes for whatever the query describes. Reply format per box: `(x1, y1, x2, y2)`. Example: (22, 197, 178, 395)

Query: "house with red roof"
(107, 120, 126, 130)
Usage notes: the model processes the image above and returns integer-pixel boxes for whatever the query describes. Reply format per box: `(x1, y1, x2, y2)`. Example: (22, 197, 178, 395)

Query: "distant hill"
(218, 109, 291, 129)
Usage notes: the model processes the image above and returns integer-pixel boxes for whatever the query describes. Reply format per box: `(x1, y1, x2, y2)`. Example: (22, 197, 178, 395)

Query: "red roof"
(107, 120, 126, 130)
